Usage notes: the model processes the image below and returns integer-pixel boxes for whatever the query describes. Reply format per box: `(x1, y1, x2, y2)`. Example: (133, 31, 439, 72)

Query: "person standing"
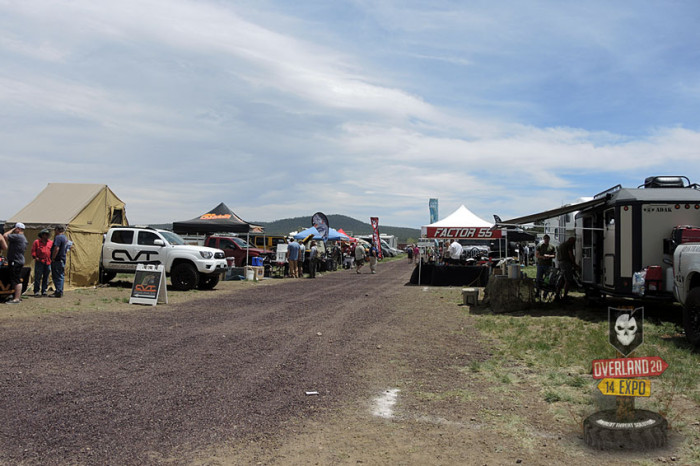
(535, 234, 556, 297)
(448, 239, 463, 265)
(50, 225, 69, 298)
(354, 242, 366, 274)
(558, 236, 578, 301)
(31, 229, 53, 297)
(412, 244, 419, 264)
(3, 222, 28, 303)
(308, 241, 318, 278)
(298, 241, 306, 278)
(368, 242, 379, 274)
(286, 239, 300, 278)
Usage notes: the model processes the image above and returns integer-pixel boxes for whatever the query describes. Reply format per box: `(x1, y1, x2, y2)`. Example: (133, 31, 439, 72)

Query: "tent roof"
(293, 226, 348, 241)
(424, 205, 493, 228)
(8, 183, 117, 226)
(172, 202, 253, 234)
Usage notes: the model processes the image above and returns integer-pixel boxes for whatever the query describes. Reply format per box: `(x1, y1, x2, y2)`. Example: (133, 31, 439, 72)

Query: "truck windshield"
(231, 236, 252, 248)
(159, 230, 186, 245)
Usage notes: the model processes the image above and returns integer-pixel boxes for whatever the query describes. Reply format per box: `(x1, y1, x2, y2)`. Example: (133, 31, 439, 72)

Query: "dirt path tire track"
(0, 261, 414, 465)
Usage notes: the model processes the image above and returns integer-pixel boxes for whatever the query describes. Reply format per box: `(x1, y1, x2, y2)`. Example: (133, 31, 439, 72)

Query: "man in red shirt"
(31, 229, 53, 297)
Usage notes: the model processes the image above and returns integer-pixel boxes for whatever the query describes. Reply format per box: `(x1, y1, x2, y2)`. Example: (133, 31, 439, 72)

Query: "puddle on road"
(372, 388, 400, 418)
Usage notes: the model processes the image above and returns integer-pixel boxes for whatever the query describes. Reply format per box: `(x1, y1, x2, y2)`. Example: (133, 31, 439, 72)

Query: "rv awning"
(499, 197, 608, 226)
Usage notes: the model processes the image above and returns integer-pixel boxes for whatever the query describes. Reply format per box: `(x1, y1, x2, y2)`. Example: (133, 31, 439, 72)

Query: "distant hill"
(255, 215, 420, 243)
(147, 215, 421, 243)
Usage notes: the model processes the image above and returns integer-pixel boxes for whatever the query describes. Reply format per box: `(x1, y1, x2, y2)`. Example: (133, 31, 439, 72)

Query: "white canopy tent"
(421, 205, 502, 240)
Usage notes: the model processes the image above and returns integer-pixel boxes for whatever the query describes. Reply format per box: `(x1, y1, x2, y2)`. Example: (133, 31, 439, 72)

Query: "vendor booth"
(6, 183, 128, 288)
(413, 205, 500, 286)
(173, 202, 253, 234)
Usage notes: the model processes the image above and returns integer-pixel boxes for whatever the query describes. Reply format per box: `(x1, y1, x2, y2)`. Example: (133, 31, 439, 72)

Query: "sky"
(2, 0, 700, 228)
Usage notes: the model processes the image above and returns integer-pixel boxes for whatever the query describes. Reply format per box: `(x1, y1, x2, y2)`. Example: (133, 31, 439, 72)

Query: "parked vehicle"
(204, 234, 274, 267)
(250, 235, 287, 252)
(671, 226, 700, 345)
(101, 227, 227, 291)
(502, 176, 700, 346)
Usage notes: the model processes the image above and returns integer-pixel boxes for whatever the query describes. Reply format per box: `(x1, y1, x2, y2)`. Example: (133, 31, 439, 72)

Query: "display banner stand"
(129, 264, 168, 306)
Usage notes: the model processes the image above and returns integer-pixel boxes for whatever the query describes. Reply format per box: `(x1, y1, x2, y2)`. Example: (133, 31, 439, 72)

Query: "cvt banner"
(370, 217, 382, 259)
(312, 212, 330, 241)
(429, 198, 439, 224)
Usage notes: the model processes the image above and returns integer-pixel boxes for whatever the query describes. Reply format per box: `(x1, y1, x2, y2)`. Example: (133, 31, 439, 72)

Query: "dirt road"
(1, 260, 669, 465)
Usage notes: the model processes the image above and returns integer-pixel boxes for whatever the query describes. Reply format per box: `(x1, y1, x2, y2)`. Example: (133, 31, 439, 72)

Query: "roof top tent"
(576, 176, 700, 300)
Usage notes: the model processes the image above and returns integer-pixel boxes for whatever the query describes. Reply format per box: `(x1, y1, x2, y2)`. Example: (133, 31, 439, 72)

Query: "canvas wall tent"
(8, 183, 128, 287)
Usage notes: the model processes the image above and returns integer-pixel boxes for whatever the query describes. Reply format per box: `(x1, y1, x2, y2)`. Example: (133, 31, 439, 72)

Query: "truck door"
(603, 208, 616, 287)
(135, 230, 165, 266)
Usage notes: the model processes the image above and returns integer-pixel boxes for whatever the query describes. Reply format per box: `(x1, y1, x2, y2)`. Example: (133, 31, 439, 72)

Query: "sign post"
(129, 264, 167, 306)
(583, 306, 668, 450)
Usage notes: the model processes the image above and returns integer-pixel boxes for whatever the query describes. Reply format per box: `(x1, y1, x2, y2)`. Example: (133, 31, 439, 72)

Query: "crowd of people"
(1, 223, 71, 304)
(281, 237, 382, 278)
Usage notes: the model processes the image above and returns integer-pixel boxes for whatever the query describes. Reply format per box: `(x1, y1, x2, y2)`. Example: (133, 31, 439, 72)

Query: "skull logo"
(615, 314, 637, 346)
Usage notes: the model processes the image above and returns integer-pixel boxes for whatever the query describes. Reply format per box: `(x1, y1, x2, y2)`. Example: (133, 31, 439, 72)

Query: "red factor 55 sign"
(425, 227, 502, 239)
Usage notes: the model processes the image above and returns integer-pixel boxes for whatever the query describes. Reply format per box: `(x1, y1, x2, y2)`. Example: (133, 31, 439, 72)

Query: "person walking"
(354, 242, 366, 274)
(3, 222, 28, 303)
(412, 244, 419, 265)
(31, 229, 53, 297)
(368, 242, 379, 274)
(50, 225, 69, 298)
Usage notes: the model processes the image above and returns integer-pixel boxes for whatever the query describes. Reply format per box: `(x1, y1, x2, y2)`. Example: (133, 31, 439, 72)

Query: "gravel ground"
(0, 260, 684, 465)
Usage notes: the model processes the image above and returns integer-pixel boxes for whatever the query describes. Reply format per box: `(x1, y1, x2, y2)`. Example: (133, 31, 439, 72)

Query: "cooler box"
(645, 265, 663, 293)
(251, 256, 264, 267)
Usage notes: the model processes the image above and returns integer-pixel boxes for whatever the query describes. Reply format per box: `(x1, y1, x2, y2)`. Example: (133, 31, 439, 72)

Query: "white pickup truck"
(101, 226, 227, 291)
(671, 226, 700, 345)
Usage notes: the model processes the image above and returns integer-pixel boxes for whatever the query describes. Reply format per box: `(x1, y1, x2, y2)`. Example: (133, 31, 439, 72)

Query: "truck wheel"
(683, 287, 700, 346)
(171, 263, 199, 291)
(99, 269, 117, 284)
(197, 273, 220, 290)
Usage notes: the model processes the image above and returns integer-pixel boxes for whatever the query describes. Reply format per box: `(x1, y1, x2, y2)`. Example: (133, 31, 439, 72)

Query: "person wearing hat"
(3, 222, 28, 303)
(31, 229, 53, 297)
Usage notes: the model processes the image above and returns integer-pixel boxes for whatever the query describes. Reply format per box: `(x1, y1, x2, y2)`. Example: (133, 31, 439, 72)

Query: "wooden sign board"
(129, 264, 168, 306)
(597, 378, 651, 397)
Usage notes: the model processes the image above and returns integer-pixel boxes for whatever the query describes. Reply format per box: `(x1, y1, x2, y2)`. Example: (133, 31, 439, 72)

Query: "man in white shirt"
(448, 240, 463, 264)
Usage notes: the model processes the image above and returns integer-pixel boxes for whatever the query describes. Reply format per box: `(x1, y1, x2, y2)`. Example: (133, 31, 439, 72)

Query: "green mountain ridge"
(254, 214, 420, 243)
(148, 215, 421, 243)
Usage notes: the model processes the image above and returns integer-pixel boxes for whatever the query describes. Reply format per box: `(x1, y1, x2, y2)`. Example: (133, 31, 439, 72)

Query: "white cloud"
(2, 0, 700, 229)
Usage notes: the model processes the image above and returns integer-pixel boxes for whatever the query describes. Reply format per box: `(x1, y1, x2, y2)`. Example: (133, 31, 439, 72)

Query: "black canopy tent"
(173, 202, 252, 234)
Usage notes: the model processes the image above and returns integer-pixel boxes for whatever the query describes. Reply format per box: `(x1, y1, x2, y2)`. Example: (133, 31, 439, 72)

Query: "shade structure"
(173, 202, 253, 234)
(8, 183, 128, 287)
(421, 205, 502, 240)
(336, 228, 357, 242)
(293, 227, 349, 241)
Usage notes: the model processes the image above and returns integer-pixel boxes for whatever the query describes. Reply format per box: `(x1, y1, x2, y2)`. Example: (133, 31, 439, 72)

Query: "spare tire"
(584, 409, 667, 450)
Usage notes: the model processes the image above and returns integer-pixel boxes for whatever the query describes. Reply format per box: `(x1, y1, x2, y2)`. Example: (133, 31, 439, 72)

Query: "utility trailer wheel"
(584, 409, 667, 450)
(171, 263, 199, 291)
(683, 287, 700, 346)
